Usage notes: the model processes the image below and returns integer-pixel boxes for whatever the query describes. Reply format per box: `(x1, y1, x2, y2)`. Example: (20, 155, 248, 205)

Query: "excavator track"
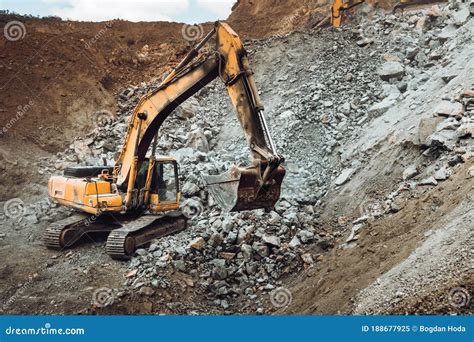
(106, 214, 187, 260)
(106, 229, 136, 260)
(44, 215, 89, 250)
(44, 214, 121, 250)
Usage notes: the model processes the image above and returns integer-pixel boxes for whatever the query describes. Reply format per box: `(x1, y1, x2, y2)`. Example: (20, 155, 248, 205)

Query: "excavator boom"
(114, 21, 285, 212)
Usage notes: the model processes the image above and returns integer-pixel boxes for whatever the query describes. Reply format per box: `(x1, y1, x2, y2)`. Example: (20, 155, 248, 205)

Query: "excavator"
(330, 0, 448, 27)
(331, 0, 366, 27)
(45, 21, 285, 259)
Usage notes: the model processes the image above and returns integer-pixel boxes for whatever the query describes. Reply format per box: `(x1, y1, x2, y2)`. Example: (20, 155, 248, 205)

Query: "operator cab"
(137, 156, 181, 212)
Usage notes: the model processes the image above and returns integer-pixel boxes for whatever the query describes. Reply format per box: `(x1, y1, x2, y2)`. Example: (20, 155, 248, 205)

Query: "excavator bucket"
(203, 165, 285, 212)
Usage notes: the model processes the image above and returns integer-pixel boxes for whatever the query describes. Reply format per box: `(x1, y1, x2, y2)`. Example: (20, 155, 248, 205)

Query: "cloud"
(195, 0, 235, 19)
(47, 0, 190, 22)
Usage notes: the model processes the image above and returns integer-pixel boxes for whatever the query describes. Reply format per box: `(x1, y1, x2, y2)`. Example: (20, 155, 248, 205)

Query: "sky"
(0, 0, 236, 23)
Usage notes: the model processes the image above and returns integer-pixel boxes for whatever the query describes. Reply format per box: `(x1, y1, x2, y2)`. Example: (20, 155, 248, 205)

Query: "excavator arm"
(331, 0, 366, 27)
(114, 21, 285, 212)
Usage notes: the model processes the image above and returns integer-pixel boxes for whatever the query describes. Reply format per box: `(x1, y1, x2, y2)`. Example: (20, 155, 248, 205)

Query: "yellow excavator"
(45, 21, 285, 259)
(330, 0, 448, 27)
(331, 0, 366, 27)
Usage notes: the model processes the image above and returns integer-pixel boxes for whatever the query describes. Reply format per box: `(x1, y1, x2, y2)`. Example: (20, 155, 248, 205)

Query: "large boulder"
(377, 61, 405, 81)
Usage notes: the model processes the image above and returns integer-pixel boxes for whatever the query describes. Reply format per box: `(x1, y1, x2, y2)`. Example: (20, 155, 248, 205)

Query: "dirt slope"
(0, 14, 208, 198)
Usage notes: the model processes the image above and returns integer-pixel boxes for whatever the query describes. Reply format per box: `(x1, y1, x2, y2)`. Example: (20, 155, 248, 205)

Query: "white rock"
(262, 234, 281, 248)
(377, 61, 405, 81)
(434, 101, 464, 118)
(403, 165, 418, 181)
(335, 168, 355, 186)
(289, 236, 301, 248)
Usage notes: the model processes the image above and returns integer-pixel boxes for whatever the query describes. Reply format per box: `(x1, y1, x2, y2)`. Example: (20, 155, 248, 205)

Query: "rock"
(267, 211, 281, 225)
(415, 16, 426, 31)
(289, 236, 301, 249)
(237, 227, 251, 244)
(139, 286, 154, 296)
(441, 73, 457, 83)
(403, 165, 419, 181)
(280, 110, 294, 119)
(405, 46, 419, 60)
(212, 263, 228, 280)
(73, 140, 92, 163)
(437, 25, 457, 41)
(173, 147, 195, 162)
(427, 129, 460, 150)
(186, 130, 209, 153)
(452, 7, 470, 26)
(219, 252, 236, 260)
(173, 260, 186, 272)
(417, 117, 444, 145)
(434, 101, 464, 118)
(427, 5, 442, 17)
(368, 97, 396, 117)
(468, 166, 474, 178)
(458, 122, 474, 137)
(418, 176, 438, 186)
(335, 168, 355, 186)
(209, 233, 224, 247)
(241, 244, 253, 259)
(377, 61, 405, 81)
(297, 230, 314, 244)
(136, 248, 147, 256)
(356, 37, 374, 47)
(353, 215, 369, 224)
(252, 243, 269, 258)
(221, 218, 234, 233)
(301, 253, 314, 264)
(346, 223, 363, 242)
(433, 167, 450, 181)
(125, 269, 138, 278)
(181, 181, 200, 196)
(188, 237, 205, 250)
(262, 235, 281, 248)
(323, 100, 334, 107)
